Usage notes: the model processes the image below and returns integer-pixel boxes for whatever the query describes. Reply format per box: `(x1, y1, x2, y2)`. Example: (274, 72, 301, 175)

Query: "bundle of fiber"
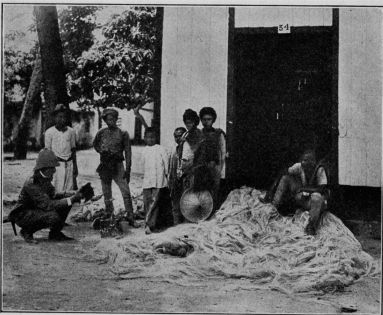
(69, 189, 144, 222)
(94, 187, 380, 294)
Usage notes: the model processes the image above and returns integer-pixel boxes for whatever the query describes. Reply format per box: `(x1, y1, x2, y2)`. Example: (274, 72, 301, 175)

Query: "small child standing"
(141, 126, 172, 234)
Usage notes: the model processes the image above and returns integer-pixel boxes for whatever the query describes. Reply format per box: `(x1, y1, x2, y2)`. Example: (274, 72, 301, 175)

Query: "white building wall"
(160, 7, 229, 149)
(235, 7, 332, 28)
(338, 8, 382, 187)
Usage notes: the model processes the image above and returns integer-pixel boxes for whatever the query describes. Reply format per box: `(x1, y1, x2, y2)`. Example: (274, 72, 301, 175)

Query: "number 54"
(278, 24, 290, 32)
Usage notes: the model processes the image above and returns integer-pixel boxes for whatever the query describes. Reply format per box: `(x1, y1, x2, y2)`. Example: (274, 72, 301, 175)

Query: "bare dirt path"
(2, 151, 381, 313)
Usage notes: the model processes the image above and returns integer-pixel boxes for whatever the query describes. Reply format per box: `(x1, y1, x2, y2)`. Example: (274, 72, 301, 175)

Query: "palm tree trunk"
(34, 5, 69, 130)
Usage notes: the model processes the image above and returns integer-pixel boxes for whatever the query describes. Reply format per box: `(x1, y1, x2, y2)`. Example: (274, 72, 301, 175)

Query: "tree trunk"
(13, 58, 42, 160)
(152, 7, 164, 141)
(97, 106, 102, 129)
(34, 5, 69, 130)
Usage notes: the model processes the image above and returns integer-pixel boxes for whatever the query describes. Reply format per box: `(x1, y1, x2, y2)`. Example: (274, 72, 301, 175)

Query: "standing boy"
(141, 127, 171, 234)
(134, 108, 172, 233)
(168, 127, 186, 225)
(93, 108, 137, 227)
(45, 104, 78, 194)
(199, 107, 226, 210)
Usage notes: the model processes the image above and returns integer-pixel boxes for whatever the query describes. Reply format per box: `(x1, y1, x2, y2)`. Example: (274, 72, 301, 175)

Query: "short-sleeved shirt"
(93, 127, 130, 160)
(288, 162, 327, 186)
(142, 144, 169, 189)
(45, 126, 76, 160)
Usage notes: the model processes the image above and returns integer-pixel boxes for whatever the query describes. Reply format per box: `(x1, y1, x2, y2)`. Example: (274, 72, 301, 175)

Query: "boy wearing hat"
(93, 108, 137, 227)
(6, 149, 83, 243)
(45, 104, 78, 194)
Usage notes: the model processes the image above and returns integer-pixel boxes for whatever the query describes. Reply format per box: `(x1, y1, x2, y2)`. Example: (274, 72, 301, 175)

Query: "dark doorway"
(230, 29, 334, 189)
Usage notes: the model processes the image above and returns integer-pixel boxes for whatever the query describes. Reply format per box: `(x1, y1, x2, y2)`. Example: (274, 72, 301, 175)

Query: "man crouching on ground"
(93, 108, 138, 228)
(7, 149, 83, 243)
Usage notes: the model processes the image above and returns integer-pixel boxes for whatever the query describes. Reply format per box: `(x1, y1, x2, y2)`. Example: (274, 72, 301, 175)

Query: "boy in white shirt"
(141, 127, 171, 234)
(45, 104, 78, 194)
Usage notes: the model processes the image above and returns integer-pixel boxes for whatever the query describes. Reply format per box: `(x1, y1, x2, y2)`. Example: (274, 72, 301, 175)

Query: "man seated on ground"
(7, 149, 83, 243)
(264, 149, 329, 235)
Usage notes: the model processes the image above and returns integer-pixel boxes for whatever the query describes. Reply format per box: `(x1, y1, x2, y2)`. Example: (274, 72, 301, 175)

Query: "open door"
(230, 29, 334, 189)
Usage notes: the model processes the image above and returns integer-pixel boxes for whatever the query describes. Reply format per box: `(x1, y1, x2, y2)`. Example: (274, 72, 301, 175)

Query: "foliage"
(59, 6, 100, 69)
(3, 6, 99, 150)
(4, 31, 38, 113)
(3, 6, 99, 109)
(68, 7, 159, 110)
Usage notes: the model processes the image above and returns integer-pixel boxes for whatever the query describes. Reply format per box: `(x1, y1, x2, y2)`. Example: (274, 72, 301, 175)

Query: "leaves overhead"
(68, 7, 159, 110)
(4, 31, 38, 111)
(59, 6, 100, 64)
(4, 6, 99, 113)
(4, 6, 159, 114)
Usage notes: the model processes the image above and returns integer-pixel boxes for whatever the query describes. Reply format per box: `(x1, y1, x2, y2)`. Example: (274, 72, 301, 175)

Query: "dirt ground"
(2, 150, 381, 313)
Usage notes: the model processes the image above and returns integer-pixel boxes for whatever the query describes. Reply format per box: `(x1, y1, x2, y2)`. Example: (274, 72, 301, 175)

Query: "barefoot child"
(134, 109, 171, 234)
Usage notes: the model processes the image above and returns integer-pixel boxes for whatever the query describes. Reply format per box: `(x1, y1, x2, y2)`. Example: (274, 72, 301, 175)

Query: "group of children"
(93, 106, 227, 234)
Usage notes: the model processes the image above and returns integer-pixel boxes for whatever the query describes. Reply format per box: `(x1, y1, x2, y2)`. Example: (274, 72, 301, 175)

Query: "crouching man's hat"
(101, 108, 119, 120)
(34, 149, 60, 171)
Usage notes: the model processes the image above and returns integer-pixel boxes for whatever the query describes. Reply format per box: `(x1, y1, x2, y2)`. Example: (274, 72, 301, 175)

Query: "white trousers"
(53, 160, 74, 193)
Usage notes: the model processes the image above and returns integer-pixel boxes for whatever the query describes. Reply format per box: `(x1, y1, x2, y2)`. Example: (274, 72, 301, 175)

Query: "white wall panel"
(161, 7, 228, 149)
(338, 8, 382, 187)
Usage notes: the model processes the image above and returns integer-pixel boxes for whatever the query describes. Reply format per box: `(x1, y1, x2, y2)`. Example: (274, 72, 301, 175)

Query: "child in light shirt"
(141, 127, 172, 234)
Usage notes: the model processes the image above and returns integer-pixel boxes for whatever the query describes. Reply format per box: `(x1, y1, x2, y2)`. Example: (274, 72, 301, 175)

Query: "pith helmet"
(101, 108, 119, 120)
(34, 149, 60, 171)
(180, 188, 213, 223)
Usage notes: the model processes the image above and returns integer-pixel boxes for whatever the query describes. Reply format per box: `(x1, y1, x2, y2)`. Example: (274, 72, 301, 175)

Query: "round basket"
(180, 188, 213, 223)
